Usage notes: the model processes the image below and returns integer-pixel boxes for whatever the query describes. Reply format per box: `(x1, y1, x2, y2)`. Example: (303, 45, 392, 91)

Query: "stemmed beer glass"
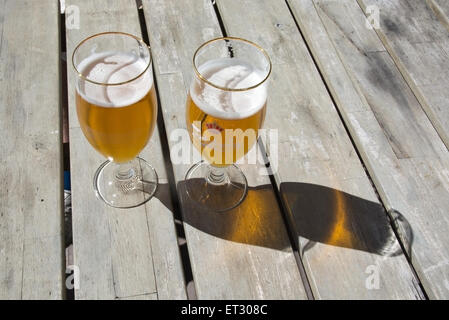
(185, 37, 272, 211)
(72, 32, 158, 208)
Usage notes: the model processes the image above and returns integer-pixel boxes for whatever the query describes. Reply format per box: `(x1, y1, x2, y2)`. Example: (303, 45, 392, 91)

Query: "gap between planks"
(286, 0, 430, 298)
(58, 1, 73, 300)
(135, 0, 196, 300)
(212, 0, 314, 299)
(355, 0, 449, 152)
(282, 0, 414, 298)
(347, 0, 432, 298)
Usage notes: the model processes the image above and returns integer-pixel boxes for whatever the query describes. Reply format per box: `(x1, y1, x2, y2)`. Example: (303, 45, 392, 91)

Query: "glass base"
(94, 157, 158, 208)
(185, 161, 248, 212)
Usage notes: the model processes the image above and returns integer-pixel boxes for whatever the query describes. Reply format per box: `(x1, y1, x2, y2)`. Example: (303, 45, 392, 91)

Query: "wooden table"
(1, 0, 449, 300)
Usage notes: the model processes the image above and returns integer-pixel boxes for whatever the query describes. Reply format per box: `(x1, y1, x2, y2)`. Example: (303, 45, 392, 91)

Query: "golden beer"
(186, 94, 266, 166)
(184, 37, 271, 211)
(72, 32, 159, 208)
(75, 52, 157, 163)
(186, 57, 267, 167)
(76, 87, 157, 163)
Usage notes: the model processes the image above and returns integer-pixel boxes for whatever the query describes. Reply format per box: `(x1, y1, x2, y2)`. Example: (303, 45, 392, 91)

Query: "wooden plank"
(355, 0, 449, 150)
(428, 0, 449, 32)
(65, 0, 186, 300)
(0, 0, 63, 299)
(141, 0, 307, 299)
(288, 0, 449, 299)
(215, 0, 423, 299)
(117, 293, 158, 300)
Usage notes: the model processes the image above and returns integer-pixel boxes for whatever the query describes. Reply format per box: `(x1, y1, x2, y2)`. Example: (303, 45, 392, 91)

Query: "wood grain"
(0, 0, 63, 299)
(428, 0, 449, 32)
(288, 0, 449, 299)
(141, 0, 307, 299)
(356, 0, 449, 150)
(65, 0, 186, 300)
(216, 0, 423, 299)
(117, 292, 158, 300)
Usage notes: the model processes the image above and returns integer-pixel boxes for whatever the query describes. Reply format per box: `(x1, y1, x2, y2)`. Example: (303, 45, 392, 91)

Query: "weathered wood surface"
(0, 0, 64, 299)
(117, 292, 158, 300)
(65, 0, 186, 300)
(428, 0, 449, 31)
(288, 0, 449, 299)
(355, 0, 449, 151)
(4, 0, 447, 300)
(215, 0, 423, 299)
(142, 0, 307, 299)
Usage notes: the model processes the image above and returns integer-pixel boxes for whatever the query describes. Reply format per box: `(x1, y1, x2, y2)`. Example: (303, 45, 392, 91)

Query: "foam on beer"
(190, 58, 267, 119)
(76, 51, 153, 108)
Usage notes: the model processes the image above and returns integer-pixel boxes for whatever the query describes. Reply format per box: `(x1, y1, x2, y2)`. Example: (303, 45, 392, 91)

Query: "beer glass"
(72, 32, 158, 208)
(185, 37, 271, 211)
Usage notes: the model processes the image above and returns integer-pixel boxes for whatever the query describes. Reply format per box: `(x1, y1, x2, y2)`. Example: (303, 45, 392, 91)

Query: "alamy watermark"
(365, 264, 380, 290)
(170, 125, 279, 175)
(65, 4, 80, 30)
(66, 264, 80, 290)
(365, 5, 380, 30)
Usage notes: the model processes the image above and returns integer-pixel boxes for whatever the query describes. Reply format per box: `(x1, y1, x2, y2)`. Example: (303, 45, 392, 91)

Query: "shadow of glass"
(152, 181, 413, 256)
(155, 180, 291, 251)
(280, 182, 413, 257)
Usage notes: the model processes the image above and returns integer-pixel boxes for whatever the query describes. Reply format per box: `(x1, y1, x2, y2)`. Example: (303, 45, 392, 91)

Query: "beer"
(75, 52, 157, 163)
(186, 58, 267, 166)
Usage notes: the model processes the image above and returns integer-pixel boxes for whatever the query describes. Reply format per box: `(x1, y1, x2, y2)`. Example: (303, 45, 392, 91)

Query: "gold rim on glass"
(193, 36, 272, 92)
(72, 31, 152, 86)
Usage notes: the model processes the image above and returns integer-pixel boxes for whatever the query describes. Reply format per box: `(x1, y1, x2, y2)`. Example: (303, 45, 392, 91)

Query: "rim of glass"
(72, 31, 152, 86)
(193, 36, 272, 92)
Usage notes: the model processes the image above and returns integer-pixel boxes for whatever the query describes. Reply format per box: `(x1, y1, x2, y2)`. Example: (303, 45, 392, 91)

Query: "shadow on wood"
(153, 181, 413, 256)
(280, 182, 413, 257)
(154, 180, 291, 251)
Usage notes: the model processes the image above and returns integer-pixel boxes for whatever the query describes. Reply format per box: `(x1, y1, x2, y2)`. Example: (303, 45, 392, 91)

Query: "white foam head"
(76, 51, 153, 108)
(190, 58, 268, 119)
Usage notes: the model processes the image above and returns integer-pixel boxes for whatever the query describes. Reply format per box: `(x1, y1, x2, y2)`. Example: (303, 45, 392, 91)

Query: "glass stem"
(114, 160, 136, 181)
(206, 165, 228, 185)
